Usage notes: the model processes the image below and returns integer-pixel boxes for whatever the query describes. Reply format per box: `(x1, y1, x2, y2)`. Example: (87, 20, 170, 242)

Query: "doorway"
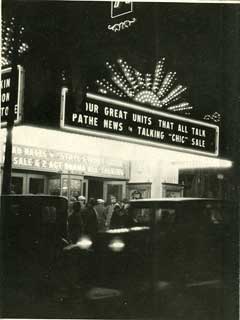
(88, 179, 103, 200)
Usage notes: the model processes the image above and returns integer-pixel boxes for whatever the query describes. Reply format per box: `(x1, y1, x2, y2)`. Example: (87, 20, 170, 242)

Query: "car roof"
(129, 197, 223, 203)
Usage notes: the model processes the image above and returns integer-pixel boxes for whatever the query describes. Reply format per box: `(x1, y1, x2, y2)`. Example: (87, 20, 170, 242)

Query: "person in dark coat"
(84, 200, 98, 237)
(110, 203, 130, 229)
(84, 199, 106, 236)
(68, 201, 83, 244)
(105, 195, 118, 230)
(80, 198, 95, 232)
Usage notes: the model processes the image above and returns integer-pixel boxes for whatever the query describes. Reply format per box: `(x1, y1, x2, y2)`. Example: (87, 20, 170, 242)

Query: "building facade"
(1, 2, 236, 203)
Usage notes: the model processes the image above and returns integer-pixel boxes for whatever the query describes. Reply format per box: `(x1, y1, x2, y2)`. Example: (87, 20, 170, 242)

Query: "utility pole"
(1, 17, 19, 194)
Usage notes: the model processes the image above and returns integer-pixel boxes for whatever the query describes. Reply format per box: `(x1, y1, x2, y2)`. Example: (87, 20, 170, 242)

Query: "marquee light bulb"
(96, 58, 193, 115)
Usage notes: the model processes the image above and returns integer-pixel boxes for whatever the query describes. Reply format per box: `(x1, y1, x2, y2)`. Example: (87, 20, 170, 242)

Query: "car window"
(204, 204, 224, 224)
(131, 207, 152, 226)
(156, 208, 176, 224)
(175, 203, 226, 226)
(41, 206, 57, 223)
(129, 201, 234, 229)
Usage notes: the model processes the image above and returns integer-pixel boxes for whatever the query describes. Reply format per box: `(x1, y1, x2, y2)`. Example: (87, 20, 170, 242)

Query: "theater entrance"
(84, 178, 127, 203)
(87, 178, 104, 200)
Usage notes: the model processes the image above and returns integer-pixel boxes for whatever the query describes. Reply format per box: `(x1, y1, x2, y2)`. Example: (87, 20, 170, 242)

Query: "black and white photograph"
(1, 0, 239, 319)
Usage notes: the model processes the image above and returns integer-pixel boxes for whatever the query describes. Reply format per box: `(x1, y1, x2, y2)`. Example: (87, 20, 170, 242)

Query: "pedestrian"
(84, 198, 106, 236)
(95, 199, 106, 232)
(120, 198, 129, 211)
(68, 201, 83, 244)
(81, 197, 95, 230)
(78, 195, 86, 210)
(110, 203, 129, 229)
(105, 195, 119, 230)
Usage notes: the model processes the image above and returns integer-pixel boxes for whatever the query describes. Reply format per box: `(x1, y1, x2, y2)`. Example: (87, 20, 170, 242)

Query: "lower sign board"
(60, 91, 219, 156)
(1, 65, 24, 128)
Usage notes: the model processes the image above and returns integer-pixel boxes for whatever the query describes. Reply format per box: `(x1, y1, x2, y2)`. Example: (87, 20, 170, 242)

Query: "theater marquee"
(60, 90, 219, 156)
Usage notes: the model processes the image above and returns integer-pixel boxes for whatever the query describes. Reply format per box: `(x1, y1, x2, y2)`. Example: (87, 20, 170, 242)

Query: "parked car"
(1, 195, 69, 294)
(127, 198, 237, 283)
(64, 198, 237, 289)
(1, 196, 237, 319)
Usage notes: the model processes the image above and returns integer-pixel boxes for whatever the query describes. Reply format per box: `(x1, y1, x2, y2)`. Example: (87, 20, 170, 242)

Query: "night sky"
(2, 1, 240, 158)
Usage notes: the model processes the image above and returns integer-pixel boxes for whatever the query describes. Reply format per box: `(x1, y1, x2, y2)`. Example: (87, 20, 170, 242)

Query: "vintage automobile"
(126, 198, 237, 284)
(64, 198, 237, 291)
(1, 196, 237, 318)
(1, 195, 69, 295)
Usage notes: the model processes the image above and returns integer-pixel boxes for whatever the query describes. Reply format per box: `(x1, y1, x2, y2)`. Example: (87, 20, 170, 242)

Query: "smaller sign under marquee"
(1, 65, 24, 128)
(60, 91, 219, 157)
(1, 143, 129, 179)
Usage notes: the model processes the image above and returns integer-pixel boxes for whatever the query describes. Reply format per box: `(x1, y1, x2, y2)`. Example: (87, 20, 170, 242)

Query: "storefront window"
(106, 184, 123, 203)
(29, 178, 45, 194)
(70, 179, 82, 199)
(48, 178, 61, 195)
(127, 183, 151, 200)
(11, 177, 23, 194)
(61, 176, 83, 200)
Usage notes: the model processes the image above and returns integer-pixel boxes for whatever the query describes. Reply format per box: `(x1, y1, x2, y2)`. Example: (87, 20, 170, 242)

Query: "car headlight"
(107, 228, 129, 234)
(130, 226, 150, 231)
(76, 236, 92, 250)
(108, 238, 125, 252)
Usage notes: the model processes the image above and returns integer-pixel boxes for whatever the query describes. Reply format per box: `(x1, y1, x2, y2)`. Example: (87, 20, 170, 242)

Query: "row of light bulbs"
(152, 59, 165, 92)
(134, 90, 161, 107)
(1, 17, 28, 67)
(97, 58, 191, 114)
(106, 61, 136, 97)
(96, 78, 126, 98)
(157, 72, 176, 98)
(167, 102, 192, 111)
(119, 60, 139, 90)
(134, 70, 145, 89)
(161, 85, 187, 106)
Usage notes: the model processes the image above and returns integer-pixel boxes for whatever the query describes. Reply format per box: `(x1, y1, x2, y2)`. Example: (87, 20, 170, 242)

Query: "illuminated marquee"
(60, 91, 219, 156)
(0, 65, 24, 128)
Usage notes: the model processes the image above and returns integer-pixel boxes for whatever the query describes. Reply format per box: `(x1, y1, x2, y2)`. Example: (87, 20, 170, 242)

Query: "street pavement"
(2, 279, 225, 319)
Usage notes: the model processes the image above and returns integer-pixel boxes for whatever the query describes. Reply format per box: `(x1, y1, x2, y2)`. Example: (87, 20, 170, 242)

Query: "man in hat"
(78, 195, 86, 210)
(94, 199, 106, 232)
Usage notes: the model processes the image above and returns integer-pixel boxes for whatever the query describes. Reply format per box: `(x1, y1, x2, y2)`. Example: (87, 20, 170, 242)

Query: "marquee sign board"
(1, 65, 24, 128)
(60, 90, 219, 157)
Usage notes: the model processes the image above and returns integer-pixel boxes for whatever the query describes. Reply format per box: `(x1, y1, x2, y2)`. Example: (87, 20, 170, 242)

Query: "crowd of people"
(68, 195, 131, 244)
